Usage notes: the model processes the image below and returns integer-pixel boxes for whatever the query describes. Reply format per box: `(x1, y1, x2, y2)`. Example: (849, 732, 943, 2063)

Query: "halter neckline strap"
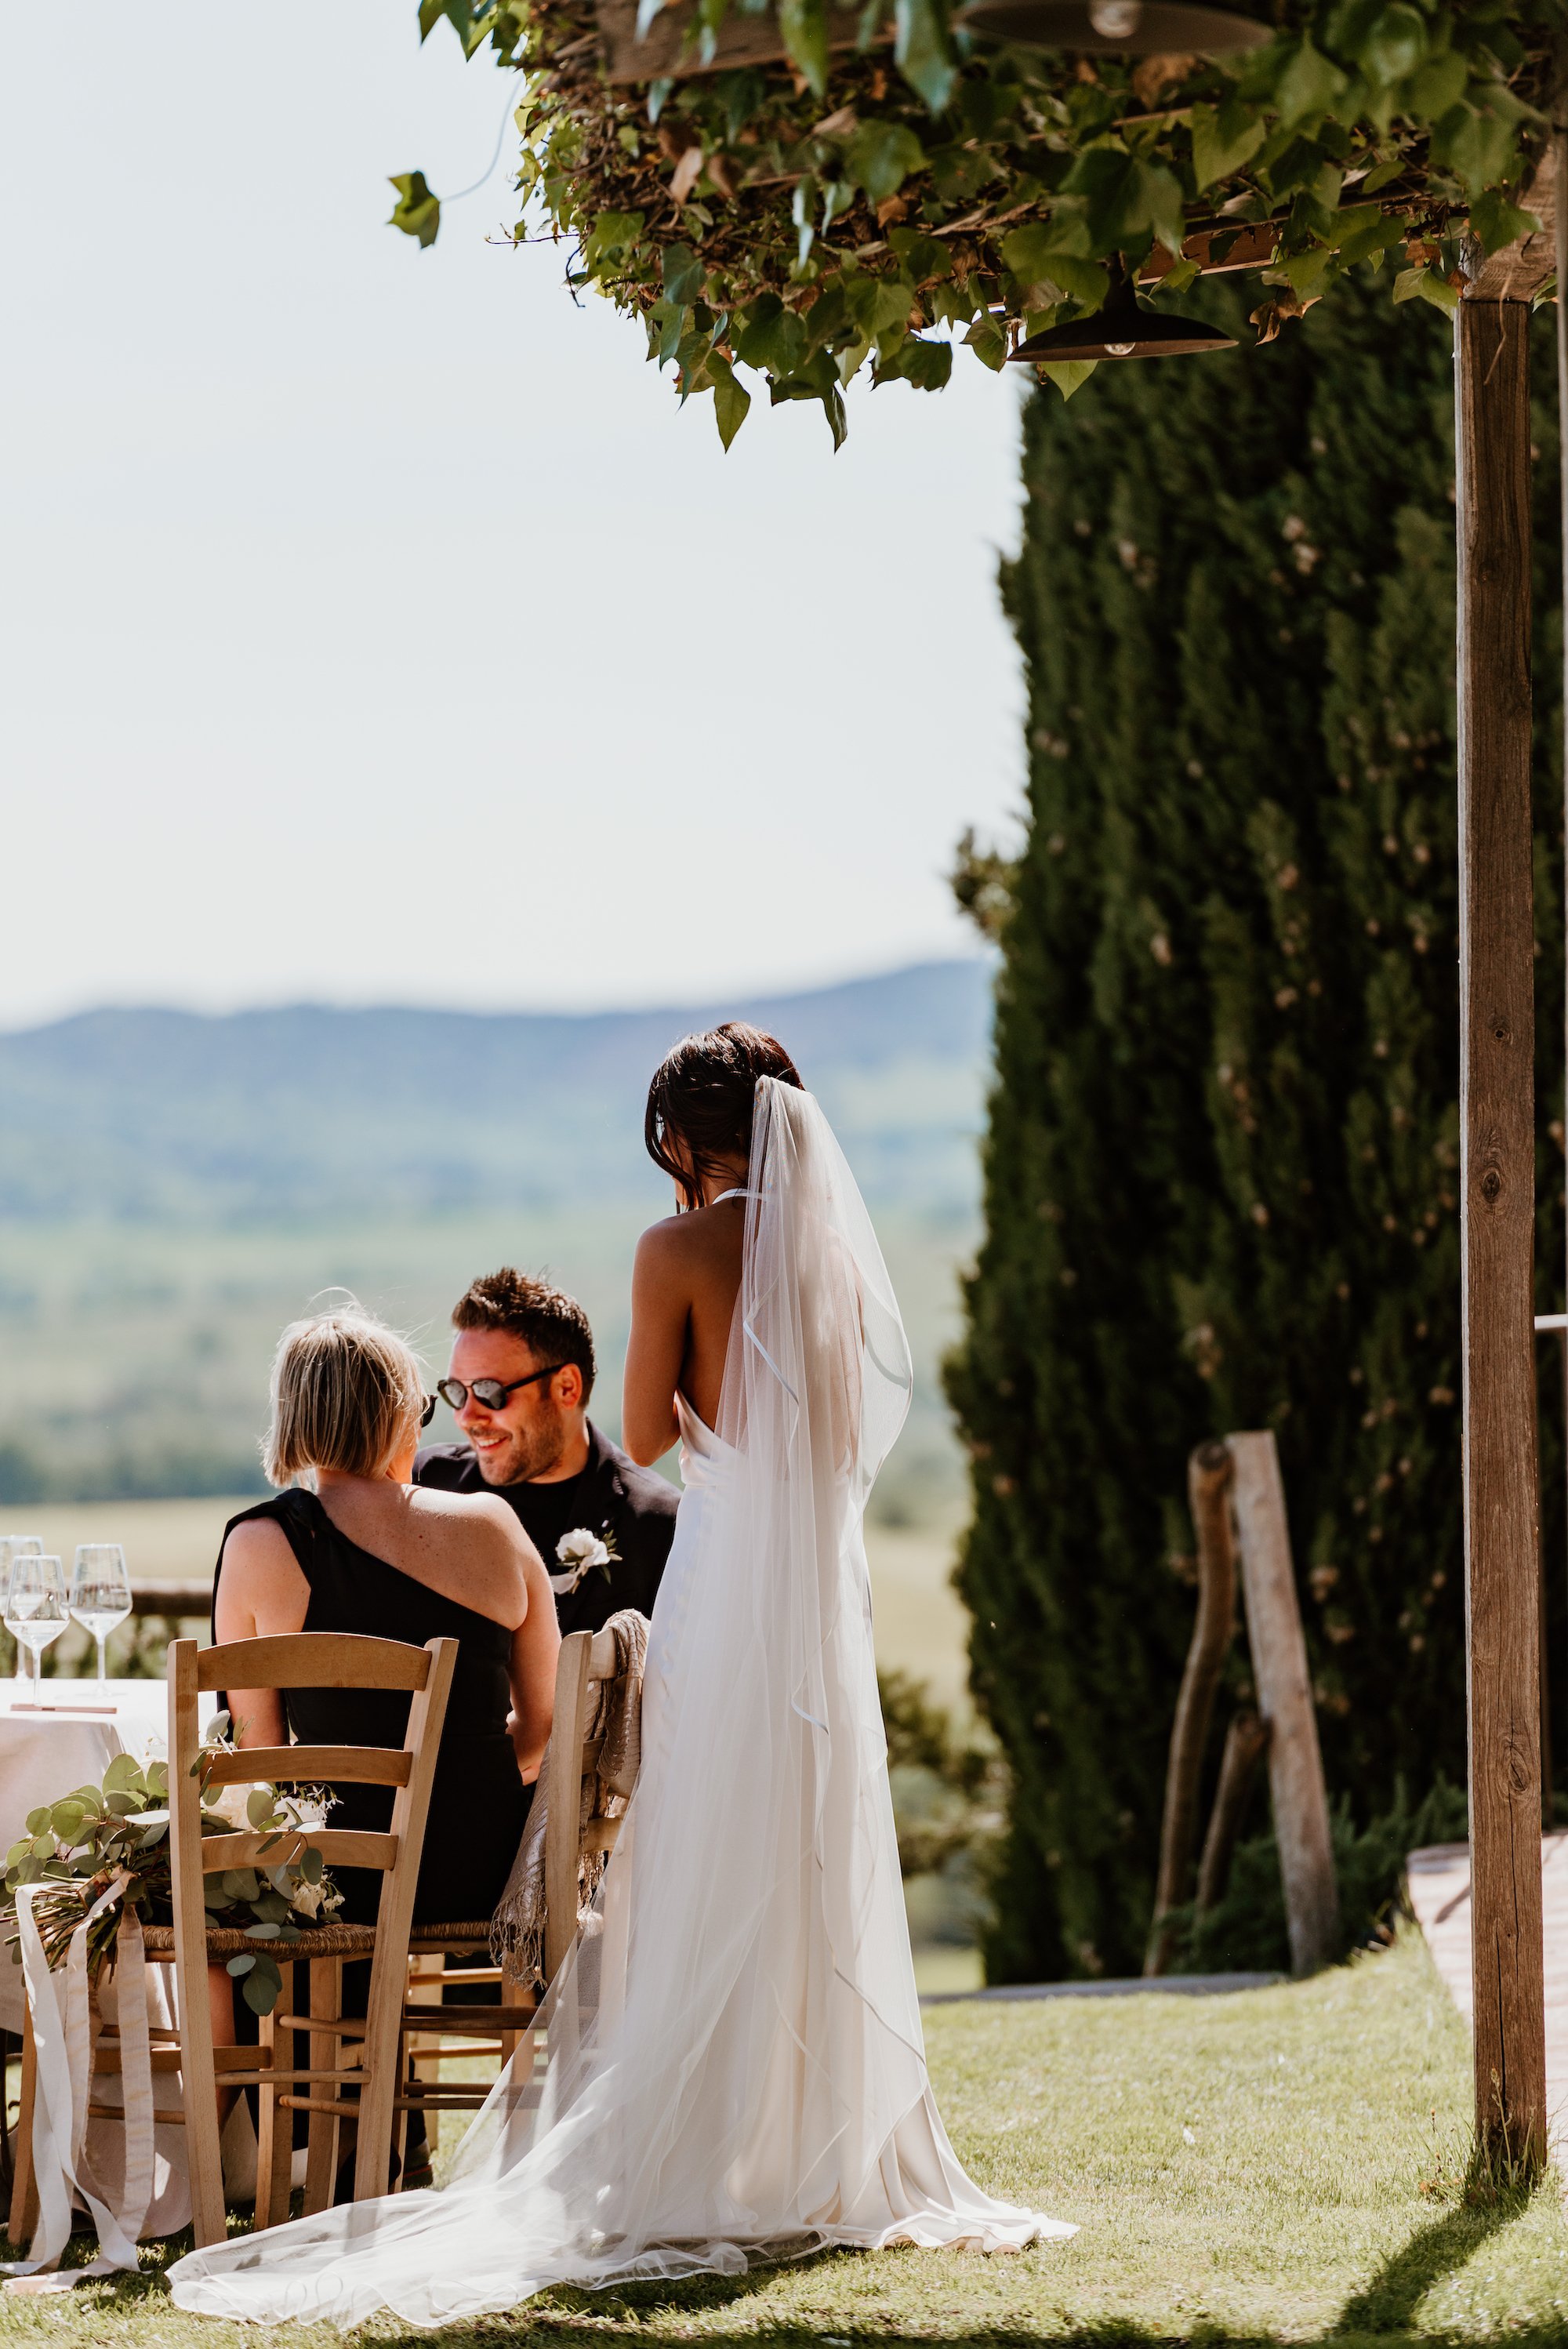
(710, 1186, 754, 1205)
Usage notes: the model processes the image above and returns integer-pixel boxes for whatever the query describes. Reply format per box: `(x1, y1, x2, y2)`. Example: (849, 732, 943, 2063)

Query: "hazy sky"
(1, 4, 1029, 1029)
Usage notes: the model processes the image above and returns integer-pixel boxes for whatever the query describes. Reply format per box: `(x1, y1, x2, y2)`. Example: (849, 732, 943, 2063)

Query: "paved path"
(921, 1971, 1279, 2006)
(1407, 1833, 1568, 2155)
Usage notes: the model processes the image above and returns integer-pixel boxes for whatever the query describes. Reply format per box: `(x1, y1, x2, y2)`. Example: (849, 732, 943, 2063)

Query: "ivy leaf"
(779, 0, 829, 96)
(843, 269, 914, 338)
(1189, 96, 1265, 194)
(1065, 148, 1178, 257)
(418, 0, 481, 45)
(895, 0, 956, 114)
(1406, 52, 1466, 122)
(1040, 359, 1098, 401)
(930, 279, 981, 329)
(707, 351, 752, 449)
(1332, 208, 1401, 267)
(1392, 263, 1457, 315)
(661, 243, 706, 306)
(736, 293, 808, 374)
(1432, 89, 1531, 198)
(836, 332, 873, 384)
(1276, 245, 1334, 299)
(1357, 4, 1426, 88)
(1000, 227, 1109, 310)
(1359, 154, 1405, 196)
(768, 349, 848, 448)
(963, 313, 1007, 371)
(674, 326, 717, 399)
(387, 172, 441, 250)
(581, 210, 645, 271)
(1468, 191, 1540, 254)
(651, 299, 685, 369)
(846, 122, 926, 205)
(887, 229, 952, 284)
(873, 334, 953, 390)
(1274, 39, 1348, 129)
(1116, 159, 1184, 260)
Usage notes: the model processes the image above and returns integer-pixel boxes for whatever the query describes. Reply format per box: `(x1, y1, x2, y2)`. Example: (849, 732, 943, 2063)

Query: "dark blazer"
(413, 1420, 678, 1638)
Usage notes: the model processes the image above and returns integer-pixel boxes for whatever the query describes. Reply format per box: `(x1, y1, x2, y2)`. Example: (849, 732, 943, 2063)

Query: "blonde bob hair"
(263, 1304, 427, 1487)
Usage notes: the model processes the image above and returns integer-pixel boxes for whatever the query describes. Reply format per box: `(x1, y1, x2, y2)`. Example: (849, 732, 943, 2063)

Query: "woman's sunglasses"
(434, 1365, 569, 1414)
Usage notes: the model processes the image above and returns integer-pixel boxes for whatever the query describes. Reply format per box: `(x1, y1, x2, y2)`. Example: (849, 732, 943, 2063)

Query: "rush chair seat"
(8, 1630, 456, 2252)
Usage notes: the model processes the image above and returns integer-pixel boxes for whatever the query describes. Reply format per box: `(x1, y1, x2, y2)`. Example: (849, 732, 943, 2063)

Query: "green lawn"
(2, 1927, 1565, 2344)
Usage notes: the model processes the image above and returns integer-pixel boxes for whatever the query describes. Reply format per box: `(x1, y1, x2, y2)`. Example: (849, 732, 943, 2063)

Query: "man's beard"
(474, 1417, 568, 1486)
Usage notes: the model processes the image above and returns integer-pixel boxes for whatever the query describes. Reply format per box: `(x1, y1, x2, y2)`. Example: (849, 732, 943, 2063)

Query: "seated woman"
(210, 1307, 557, 2182)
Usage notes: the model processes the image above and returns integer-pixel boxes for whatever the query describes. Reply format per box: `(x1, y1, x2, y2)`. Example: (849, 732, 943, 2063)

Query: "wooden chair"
(8, 1629, 456, 2252)
(391, 1625, 636, 2169)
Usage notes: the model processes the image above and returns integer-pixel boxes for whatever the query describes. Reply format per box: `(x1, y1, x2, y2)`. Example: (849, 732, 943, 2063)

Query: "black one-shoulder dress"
(212, 1490, 530, 1926)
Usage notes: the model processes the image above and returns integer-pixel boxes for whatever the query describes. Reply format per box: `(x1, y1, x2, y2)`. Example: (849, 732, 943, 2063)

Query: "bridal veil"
(169, 1080, 1073, 2328)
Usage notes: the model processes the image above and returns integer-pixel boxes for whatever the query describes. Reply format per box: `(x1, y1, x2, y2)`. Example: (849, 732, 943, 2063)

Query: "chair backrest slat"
(202, 1745, 412, 1791)
(586, 1627, 619, 1682)
(195, 1632, 431, 1694)
(541, 1628, 644, 1985)
(198, 1827, 398, 1875)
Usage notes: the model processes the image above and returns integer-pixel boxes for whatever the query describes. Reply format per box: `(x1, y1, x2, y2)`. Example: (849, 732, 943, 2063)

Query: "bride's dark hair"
(645, 1022, 804, 1209)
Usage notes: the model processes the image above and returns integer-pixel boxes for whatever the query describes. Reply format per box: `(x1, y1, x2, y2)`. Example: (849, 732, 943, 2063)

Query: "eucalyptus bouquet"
(2, 1720, 343, 2015)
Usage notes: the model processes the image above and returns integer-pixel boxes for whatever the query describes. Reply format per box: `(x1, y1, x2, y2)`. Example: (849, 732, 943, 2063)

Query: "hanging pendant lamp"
(1007, 268, 1236, 362)
(957, 0, 1271, 54)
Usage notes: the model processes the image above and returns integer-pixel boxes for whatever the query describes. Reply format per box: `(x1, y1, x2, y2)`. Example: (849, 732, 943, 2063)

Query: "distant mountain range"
(0, 960, 995, 1225)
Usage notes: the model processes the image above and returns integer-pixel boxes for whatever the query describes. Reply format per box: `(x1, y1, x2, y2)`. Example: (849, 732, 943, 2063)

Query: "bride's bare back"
(623, 1022, 808, 1464)
(622, 1180, 746, 1461)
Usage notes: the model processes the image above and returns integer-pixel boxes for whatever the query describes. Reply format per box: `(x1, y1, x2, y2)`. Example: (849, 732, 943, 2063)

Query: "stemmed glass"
(0, 1536, 43, 1683)
(71, 1545, 132, 1693)
(4, 1552, 67, 1708)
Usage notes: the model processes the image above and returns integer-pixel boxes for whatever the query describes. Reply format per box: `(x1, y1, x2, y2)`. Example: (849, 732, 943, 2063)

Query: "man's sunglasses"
(434, 1365, 570, 1414)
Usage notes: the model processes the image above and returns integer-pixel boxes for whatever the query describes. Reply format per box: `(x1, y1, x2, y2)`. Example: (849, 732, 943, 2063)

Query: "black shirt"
(212, 1490, 529, 1926)
(413, 1420, 678, 1639)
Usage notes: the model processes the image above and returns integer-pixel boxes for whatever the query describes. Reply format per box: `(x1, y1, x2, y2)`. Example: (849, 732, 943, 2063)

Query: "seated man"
(415, 1267, 677, 1636)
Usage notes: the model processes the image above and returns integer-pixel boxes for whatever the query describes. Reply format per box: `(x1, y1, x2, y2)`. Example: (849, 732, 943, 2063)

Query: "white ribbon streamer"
(2, 1874, 155, 2289)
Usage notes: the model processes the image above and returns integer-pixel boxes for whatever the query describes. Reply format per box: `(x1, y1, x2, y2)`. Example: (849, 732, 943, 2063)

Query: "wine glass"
(71, 1544, 132, 1692)
(4, 1552, 67, 1707)
(0, 1537, 43, 1682)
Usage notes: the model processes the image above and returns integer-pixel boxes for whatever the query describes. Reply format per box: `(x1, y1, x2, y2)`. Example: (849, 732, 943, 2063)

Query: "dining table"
(0, 1676, 170, 2036)
(0, 1673, 281, 2240)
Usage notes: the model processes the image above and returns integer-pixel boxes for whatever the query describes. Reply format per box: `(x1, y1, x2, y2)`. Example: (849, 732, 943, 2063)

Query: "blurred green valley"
(0, 961, 991, 1519)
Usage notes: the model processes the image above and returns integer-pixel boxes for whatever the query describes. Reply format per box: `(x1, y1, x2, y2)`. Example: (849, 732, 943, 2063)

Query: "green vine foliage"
(403, 0, 1555, 443)
(943, 279, 1565, 1985)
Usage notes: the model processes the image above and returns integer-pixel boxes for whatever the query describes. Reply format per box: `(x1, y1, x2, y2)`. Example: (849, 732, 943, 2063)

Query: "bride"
(169, 1024, 1075, 2327)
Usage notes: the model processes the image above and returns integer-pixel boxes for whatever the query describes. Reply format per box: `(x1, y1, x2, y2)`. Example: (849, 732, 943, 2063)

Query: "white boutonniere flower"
(550, 1526, 619, 1596)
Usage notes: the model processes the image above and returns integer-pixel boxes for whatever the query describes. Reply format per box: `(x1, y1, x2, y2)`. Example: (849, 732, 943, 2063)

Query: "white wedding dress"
(169, 1082, 1075, 2328)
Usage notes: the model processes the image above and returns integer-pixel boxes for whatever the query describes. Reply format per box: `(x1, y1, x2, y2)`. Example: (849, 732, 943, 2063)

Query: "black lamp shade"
(1007, 271, 1236, 362)
(957, 0, 1272, 54)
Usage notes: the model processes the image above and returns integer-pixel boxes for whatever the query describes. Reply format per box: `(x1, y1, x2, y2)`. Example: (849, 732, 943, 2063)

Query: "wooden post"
(1455, 283, 1547, 2170)
(1145, 1440, 1237, 1975)
(1195, 1709, 1270, 1915)
(1229, 1430, 1338, 1975)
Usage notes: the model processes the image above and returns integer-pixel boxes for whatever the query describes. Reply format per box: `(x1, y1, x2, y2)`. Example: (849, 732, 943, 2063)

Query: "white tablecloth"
(0, 1677, 273, 2231)
(0, 1679, 169, 2037)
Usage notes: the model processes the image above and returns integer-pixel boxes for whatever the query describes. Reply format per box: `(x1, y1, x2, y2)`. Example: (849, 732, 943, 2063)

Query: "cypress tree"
(946, 280, 1566, 1985)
